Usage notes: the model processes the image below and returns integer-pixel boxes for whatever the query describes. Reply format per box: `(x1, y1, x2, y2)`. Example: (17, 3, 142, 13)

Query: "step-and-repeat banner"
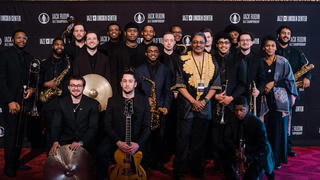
(0, 1, 319, 146)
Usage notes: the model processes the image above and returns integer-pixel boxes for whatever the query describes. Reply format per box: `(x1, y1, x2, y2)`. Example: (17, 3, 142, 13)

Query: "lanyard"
(191, 52, 205, 81)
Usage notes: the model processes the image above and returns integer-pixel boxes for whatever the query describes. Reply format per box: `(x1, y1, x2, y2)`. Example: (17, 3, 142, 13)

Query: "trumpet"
(216, 80, 228, 124)
(249, 81, 257, 116)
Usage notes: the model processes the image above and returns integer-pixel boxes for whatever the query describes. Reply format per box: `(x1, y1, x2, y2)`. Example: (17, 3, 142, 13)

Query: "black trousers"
(174, 116, 209, 175)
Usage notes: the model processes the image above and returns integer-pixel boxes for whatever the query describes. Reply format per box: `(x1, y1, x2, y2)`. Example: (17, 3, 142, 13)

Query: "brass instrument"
(175, 43, 188, 55)
(142, 76, 164, 131)
(216, 80, 228, 124)
(40, 56, 70, 103)
(249, 81, 257, 116)
(16, 85, 27, 147)
(235, 139, 246, 177)
(61, 16, 75, 44)
(83, 74, 113, 112)
(294, 54, 314, 87)
(28, 58, 41, 116)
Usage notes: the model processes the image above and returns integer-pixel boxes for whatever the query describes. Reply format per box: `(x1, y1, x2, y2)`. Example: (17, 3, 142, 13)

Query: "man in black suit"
(0, 29, 34, 177)
(97, 69, 150, 180)
(223, 96, 275, 180)
(236, 32, 266, 116)
(64, 23, 86, 61)
(49, 75, 99, 155)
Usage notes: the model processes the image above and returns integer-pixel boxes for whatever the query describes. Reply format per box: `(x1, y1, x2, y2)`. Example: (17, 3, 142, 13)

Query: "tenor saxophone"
(142, 76, 164, 131)
(294, 54, 314, 87)
(40, 56, 70, 103)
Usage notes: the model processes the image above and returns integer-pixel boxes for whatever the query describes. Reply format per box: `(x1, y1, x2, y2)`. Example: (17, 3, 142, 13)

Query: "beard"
(53, 49, 64, 57)
(87, 45, 97, 51)
(123, 89, 134, 95)
(240, 47, 250, 51)
(278, 37, 290, 45)
(75, 36, 85, 42)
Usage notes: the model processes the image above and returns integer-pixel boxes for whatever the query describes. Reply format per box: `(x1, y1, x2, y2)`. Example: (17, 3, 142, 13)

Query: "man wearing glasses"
(49, 75, 99, 156)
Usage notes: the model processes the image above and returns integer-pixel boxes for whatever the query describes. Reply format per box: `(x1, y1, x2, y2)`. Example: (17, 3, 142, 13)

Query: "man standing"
(40, 37, 71, 150)
(170, 25, 187, 55)
(99, 23, 123, 56)
(73, 31, 111, 82)
(276, 26, 312, 157)
(64, 23, 86, 61)
(49, 75, 99, 155)
(173, 32, 220, 180)
(135, 44, 172, 172)
(0, 29, 34, 177)
(237, 32, 266, 116)
(223, 96, 275, 180)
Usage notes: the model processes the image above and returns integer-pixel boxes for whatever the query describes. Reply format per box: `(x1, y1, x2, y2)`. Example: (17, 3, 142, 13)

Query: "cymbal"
(44, 145, 94, 180)
(83, 74, 112, 111)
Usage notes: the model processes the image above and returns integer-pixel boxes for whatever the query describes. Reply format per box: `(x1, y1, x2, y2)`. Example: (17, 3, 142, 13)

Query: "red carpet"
(1, 146, 319, 180)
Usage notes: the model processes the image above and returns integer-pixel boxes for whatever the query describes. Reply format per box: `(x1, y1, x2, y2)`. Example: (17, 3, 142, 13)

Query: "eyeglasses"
(217, 41, 230, 45)
(192, 40, 205, 45)
(69, 84, 83, 88)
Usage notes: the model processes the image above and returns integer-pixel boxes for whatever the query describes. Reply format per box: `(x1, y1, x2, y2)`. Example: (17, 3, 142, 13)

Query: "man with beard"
(49, 75, 99, 156)
(99, 23, 123, 56)
(211, 32, 247, 173)
(135, 44, 172, 172)
(65, 23, 86, 61)
(100, 69, 150, 180)
(40, 37, 72, 151)
(0, 29, 34, 177)
(236, 32, 266, 117)
(276, 26, 312, 157)
(173, 32, 221, 180)
(73, 31, 111, 82)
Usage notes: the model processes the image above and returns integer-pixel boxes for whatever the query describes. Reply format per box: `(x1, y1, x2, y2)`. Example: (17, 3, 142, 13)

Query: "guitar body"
(110, 149, 146, 180)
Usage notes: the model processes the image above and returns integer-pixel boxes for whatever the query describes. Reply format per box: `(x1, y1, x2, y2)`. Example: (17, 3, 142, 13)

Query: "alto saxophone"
(142, 76, 164, 131)
(294, 54, 314, 87)
(40, 56, 71, 103)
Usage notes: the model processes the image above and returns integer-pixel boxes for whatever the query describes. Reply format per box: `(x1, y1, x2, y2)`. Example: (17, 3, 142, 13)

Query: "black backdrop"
(0, 1, 319, 146)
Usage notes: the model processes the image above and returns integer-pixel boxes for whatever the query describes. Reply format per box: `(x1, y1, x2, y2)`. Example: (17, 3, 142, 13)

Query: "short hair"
(84, 31, 98, 41)
(170, 25, 182, 32)
(73, 22, 86, 32)
(52, 37, 64, 45)
(145, 43, 159, 52)
(233, 96, 248, 107)
(191, 32, 207, 43)
(276, 25, 292, 35)
(162, 31, 174, 37)
(142, 24, 154, 31)
(200, 27, 213, 37)
(261, 35, 277, 50)
(68, 75, 86, 87)
(214, 32, 232, 45)
(124, 22, 139, 31)
(12, 29, 27, 39)
(238, 32, 254, 42)
(121, 67, 136, 81)
(224, 24, 242, 34)
(107, 22, 121, 32)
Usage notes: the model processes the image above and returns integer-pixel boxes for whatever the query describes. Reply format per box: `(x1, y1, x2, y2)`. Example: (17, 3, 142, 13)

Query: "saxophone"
(142, 76, 164, 131)
(40, 56, 71, 103)
(294, 55, 314, 87)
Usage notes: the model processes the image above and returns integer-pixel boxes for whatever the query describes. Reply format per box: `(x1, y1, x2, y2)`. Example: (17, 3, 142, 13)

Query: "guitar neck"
(125, 116, 132, 145)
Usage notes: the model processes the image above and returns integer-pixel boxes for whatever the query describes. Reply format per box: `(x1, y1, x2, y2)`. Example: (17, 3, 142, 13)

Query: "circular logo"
(0, 126, 4, 137)
(230, 13, 241, 24)
(134, 12, 145, 24)
(38, 13, 50, 24)
(182, 35, 191, 46)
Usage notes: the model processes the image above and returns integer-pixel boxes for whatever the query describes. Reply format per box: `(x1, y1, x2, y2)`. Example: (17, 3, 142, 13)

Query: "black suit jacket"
(104, 93, 150, 147)
(51, 95, 99, 149)
(0, 46, 33, 104)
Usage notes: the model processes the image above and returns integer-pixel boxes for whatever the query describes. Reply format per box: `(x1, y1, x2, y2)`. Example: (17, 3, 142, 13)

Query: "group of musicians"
(0, 21, 312, 180)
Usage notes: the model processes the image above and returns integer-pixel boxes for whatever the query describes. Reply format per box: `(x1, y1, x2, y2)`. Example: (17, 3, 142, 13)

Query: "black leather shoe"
(18, 164, 32, 170)
(4, 168, 16, 177)
(288, 150, 296, 157)
(274, 164, 281, 170)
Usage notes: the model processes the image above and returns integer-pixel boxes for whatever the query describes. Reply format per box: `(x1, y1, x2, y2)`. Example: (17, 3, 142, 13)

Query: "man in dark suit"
(49, 75, 99, 156)
(223, 96, 275, 180)
(98, 69, 150, 180)
(72, 31, 111, 85)
(64, 23, 86, 62)
(135, 44, 172, 172)
(236, 32, 266, 116)
(0, 29, 34, 177)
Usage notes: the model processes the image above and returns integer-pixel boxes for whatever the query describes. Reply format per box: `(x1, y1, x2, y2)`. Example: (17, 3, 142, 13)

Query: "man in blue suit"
(135, 43, 173, 172)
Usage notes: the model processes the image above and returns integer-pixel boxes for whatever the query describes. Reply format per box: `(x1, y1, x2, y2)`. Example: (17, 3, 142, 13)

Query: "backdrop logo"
(295, 106, 304, 112)
(290, 36, 307, 47)
(292, 126, 303, 135)
(38, 13, 50, 24)
(182, 15, 213, 22)
(40, 38, 54, 45)
(52, 13, 70, 23)
(277, 15, 307, 22)
(134, 12, 145, 24)
(147, 13, 165, 23)
(0, 126, 4, 138)
(0, 15, 21, 22)
(182, 35, 191, 46)
(87, 15, 117, 22)
(253, 38, 260, 45)
(243, 13, 260, 24)
(4, 36, 13, 47)
(230, 13, 241, 24)
(100, 36, 110, 44)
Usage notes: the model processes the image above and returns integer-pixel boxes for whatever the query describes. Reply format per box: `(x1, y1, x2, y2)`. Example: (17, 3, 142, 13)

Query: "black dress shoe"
(288, 150, 296, 157)
(4, 168, 16, 177)
(18, 164, 32, 170)
(274, 164, 281, 170)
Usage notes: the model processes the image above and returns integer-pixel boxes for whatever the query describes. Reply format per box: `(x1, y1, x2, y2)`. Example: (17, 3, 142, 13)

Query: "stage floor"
(1, 146, 320, 180)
